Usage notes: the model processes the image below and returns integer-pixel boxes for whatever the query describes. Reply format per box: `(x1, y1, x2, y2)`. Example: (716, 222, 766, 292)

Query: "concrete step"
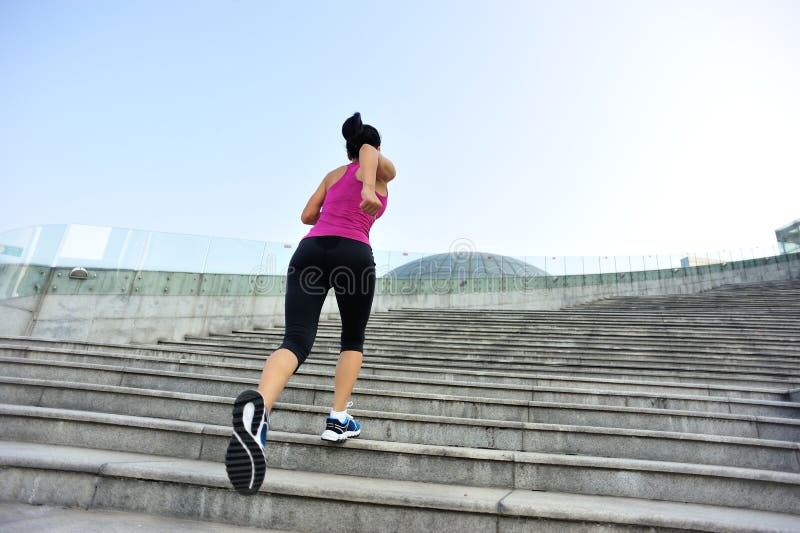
(5, 336, 800, 380)
(13, 336, 800, 390)
(7, 343, 798, 392)
(5, 441, 800, 532)
(180, 332, 800, 362)
(1, 362, 799, 441)
(347, 323, 800, 342)
(2, 361, 798, 422)
(148, 341, 800, 386)
(189, 334, 800, 376)
(340, 317, 800, 336)
(3, 404, 800, 513)
(375, 307, 800, 320)
(0, 502, 286, 532)
(6, 351, 799, 419)
(344, 311, 800, 328)
(163, 338, 800, 381)
(3, 385, 800, 473)
(578, 298, 800, 306)
(1, 350, 793, 403)
(226, 329, 800, 357)
(368, 314, 800, 331)
(10, 334, 800, 376)
(222, 326, 800, 360)
(215, 312, 800, 336)
(165, 337, 800, 371)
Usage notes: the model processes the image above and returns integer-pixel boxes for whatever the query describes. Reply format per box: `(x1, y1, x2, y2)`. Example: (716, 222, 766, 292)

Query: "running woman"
(225, 112, 396, 495)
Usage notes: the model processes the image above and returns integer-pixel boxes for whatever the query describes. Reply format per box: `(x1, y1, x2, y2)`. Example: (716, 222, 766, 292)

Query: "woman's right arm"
(377, 153, 396, 182)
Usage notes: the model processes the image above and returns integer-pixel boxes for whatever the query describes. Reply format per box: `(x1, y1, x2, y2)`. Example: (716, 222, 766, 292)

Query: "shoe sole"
(320, 428, 361, 442)
(225, 389, 267, 495)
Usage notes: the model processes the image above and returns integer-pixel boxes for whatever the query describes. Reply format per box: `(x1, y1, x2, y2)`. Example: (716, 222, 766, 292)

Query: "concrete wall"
(0, 255, 797, 345)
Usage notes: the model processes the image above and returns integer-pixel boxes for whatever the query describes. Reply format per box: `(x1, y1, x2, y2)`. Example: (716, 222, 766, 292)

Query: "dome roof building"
(385, 251, 547, 279)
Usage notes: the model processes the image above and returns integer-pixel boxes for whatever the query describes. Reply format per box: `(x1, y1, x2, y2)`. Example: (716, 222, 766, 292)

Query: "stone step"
(368, 314, 800, 329)
(3, 385, 799, 473)
(372, 322, 799, 334)
(167, 336, 800, 368)
(158, 341, 800, 386)
(224, 325, 800, 351)
(230, 329, 800, 355)
(15, 342, 797, 392)
(2, 350, 793, 402)
(219, 340, 800, 375)
(5, 336, 800, 376)
(580, 293, 800, 307)
(7, 348, 799, 418)
(3, 404, 800, 512)
(0, 502, 284, 533)
(1, 363, 798, 440)
(359, 321, 800, 339)
(581, 298, 800, 305)
(210, 332, 800, 367)
(378, 307, 800, 318)
(582, 300, 800, 307)
(5, 441, 800, 532)
(101, 345, 800, 378)
(347, 323, 800, 342)
(314, 316, 800, 334)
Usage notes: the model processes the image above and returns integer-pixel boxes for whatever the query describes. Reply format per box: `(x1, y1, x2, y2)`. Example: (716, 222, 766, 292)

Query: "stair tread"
(3, 440, 800, 532)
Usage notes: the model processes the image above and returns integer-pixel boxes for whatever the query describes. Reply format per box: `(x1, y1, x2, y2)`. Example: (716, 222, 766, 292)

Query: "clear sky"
(1, 0, 798, 258)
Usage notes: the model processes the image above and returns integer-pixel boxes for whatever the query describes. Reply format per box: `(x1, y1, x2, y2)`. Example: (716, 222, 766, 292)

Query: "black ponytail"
(342, 112, 381, 160)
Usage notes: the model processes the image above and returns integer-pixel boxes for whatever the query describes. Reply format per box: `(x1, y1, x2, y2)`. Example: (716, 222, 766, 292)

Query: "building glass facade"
(776, 220, 800, 254)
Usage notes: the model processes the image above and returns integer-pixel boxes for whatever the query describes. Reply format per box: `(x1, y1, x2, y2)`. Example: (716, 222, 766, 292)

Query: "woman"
(225, 112, 396, 495)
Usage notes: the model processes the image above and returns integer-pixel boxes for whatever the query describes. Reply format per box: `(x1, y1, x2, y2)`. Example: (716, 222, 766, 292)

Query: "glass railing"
(0, 224, 298, 275)
(0, 223, 797, 299)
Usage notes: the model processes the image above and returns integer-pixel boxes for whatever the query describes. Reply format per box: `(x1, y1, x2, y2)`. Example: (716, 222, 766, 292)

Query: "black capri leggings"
(278, 235, 376, 369)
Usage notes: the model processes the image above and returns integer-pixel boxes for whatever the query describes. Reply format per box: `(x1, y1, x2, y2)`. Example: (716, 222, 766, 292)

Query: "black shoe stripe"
(226, 389, 267, 495)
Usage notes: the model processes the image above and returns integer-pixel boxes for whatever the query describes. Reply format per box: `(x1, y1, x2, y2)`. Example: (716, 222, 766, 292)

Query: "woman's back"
(304, 162, 388, 246)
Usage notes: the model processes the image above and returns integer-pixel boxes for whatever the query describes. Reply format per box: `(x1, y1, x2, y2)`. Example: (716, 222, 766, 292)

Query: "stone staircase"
(1, 280, 800, 531)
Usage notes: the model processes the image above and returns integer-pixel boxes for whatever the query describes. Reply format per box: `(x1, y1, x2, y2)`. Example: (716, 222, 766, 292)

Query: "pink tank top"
(303, 162, 388, 246)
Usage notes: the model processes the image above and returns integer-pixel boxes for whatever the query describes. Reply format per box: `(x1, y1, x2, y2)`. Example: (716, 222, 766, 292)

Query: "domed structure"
(385, 251, 547, 279)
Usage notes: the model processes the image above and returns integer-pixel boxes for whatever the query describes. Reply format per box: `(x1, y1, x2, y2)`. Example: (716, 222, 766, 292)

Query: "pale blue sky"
(1, 0, 798, 258)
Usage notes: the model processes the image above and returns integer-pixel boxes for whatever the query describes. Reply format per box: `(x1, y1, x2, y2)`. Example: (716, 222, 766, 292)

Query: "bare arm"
(300, 178, 326, 225)
(359, 144, 379, 190)
(358, 145, 382, 216)
(377, 153, 396, 182)
(300, 166, 346, 225)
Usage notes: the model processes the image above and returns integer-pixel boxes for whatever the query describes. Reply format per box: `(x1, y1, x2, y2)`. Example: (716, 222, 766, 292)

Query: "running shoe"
(320, 402, 361, 442)
(225, 389, 268, 495)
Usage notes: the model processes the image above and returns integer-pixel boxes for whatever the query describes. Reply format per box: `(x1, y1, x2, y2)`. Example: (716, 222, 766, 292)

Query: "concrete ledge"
(2, 441, 800, 532)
